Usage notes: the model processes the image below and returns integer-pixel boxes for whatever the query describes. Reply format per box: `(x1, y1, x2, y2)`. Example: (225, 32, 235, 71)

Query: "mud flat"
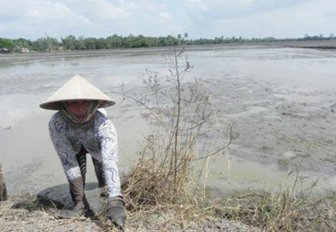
(0, 45, 336, 197)
(201, 74, 336, 196)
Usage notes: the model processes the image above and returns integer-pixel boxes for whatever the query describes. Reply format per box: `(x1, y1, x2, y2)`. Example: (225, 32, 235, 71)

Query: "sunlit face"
(65, 100, 91, 120)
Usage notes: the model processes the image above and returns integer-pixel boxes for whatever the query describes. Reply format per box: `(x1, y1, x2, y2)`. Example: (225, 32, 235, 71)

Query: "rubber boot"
(68, 177, 85, 217)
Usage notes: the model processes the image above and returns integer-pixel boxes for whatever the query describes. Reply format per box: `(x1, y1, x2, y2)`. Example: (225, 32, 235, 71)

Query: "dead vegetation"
(121, 41, 231, 210)
(0, 195, 102, 231)
(117, 42, 240, 231)
(215, 172, 336, 232)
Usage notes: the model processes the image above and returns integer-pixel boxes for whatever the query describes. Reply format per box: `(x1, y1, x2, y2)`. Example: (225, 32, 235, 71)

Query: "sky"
(0, 0, 335, 40)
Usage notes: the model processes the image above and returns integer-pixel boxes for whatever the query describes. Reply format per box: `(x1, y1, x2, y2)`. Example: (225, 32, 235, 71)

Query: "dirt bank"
(0, 195, 258, 232)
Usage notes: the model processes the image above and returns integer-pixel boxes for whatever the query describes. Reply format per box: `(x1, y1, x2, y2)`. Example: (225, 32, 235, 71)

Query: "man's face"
(65, 100, 91, 119)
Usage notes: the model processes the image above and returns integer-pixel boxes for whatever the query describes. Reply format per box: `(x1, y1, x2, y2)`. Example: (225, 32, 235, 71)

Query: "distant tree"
(106, 34, 122, 48)
(96, 38, 106, 49)
(14, 38, 31, 48)
(76, 36, 86, 50)
(214, 36, 224, 44)
(84, 37, 97, 49)
(123, 34, 135, 48)
(45, 37, 59, 51)
(135, 35, 151, 47)
(5, 32, 332, 53)
(304, 34, 309, 38)
(12, 38, 31, 52)
(62, 35, 77, 50)
(312, 35, 319, 40)
(0, 38, 15, 51)
(31, 37, 59, 51)
(167, 35, 178, 46)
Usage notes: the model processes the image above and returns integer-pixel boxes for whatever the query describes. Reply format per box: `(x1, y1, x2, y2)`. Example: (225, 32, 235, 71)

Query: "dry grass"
(0, 193, 256, 231)
(216, 179, 336, 231)
(1, 185, 335, 231)
(121, 153, 195, 211)
(0, 195, 103, 231)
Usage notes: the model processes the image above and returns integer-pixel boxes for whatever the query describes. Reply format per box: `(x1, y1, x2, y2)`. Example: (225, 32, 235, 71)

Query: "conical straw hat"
(40, 75, 115, 110)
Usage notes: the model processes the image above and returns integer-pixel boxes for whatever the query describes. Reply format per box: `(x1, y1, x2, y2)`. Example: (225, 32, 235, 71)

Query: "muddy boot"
(68, 177, 86, 217)
(59, 185, 92, 219)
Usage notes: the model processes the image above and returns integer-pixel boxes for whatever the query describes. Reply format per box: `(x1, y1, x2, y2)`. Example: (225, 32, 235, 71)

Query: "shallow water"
(1, 46, 336, 196)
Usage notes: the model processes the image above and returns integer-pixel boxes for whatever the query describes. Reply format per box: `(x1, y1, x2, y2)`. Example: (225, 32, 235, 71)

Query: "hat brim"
(39, 99, 115, 110)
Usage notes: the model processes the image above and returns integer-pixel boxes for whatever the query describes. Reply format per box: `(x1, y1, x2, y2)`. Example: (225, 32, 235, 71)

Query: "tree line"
(0, 33, 335, 53)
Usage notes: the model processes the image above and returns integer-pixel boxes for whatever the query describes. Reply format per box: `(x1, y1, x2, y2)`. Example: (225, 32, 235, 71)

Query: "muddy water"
(1, 46, 336, 196)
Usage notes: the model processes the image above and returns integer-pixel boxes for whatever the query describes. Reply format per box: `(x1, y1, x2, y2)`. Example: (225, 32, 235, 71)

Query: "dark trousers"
(76, 146, 106, 187)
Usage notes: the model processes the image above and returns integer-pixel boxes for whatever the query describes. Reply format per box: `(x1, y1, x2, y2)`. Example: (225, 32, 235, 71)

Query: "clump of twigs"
(122, 159, 175, 209)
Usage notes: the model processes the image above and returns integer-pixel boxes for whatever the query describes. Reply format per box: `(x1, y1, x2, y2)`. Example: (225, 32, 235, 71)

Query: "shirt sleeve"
(48, 113, 81, 181)
(98, 118, 122, 198)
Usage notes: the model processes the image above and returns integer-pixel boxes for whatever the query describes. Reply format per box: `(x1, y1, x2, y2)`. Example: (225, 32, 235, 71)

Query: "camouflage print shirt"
(48, 110, 121, 198)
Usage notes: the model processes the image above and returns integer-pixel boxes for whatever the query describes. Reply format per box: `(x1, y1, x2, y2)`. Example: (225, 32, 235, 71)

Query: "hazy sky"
(0, 0, 335, 40)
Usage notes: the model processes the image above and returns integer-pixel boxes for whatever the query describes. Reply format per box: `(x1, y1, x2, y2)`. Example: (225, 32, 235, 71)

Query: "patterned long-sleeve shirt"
(48, 110, 121, 198)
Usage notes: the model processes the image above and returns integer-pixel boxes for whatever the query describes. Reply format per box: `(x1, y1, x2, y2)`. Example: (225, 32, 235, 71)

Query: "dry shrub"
(121, 43, 230, 212)
(122, 141, 197, 211)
